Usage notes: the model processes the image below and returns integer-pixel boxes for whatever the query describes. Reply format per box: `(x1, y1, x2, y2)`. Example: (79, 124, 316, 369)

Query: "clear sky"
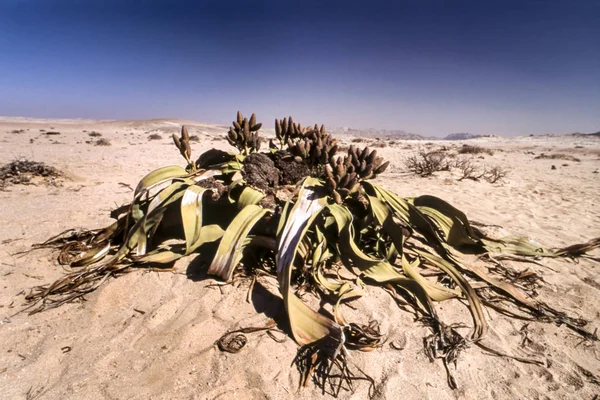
(0, 0, 599, 136)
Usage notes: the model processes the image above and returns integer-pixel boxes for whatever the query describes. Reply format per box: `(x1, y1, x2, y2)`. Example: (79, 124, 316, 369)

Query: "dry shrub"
(454, 158, 508, 183)
(405, 151, 450, 176)
(458, 144, 493, 156)
(485, 166, 508, 183)
(455, 158, 485, 181)
(372, 141, 387, 148)
(351, 138, 366, 143)
(148, 133, 162, 140)
(189, 135, 200, 142)
(0, 159, 63, 188)
(88, 131, 102, 137)
(95, 138, 111, 146)
(534, 153, 581, 162)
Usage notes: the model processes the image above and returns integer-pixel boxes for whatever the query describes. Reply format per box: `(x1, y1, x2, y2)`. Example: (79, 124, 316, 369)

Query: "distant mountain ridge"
(329, 126, 425, 140)
(568, 131, 600, 138)
(443, 132, 498, 140)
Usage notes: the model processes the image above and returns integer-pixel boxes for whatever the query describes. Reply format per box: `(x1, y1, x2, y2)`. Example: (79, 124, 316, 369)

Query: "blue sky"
(0, 0, 599, 136)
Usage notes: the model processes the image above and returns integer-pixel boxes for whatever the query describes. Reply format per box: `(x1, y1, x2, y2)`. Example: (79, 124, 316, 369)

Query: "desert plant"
(23, 111, 599, 397)
(454, 158, 486, 181)
(227, 111, 262, 155)
(534, 153, 581, 162)
(94, 138, 111, 146)
(405, 150, 450, 176)
(148, 133, 162, 140)
(458, 145, 493, 156)
(484, 166, 508, 183)
(0, 159, 63, 188)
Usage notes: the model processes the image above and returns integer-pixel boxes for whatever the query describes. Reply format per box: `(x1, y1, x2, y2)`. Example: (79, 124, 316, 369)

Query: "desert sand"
(0, 117, 598, 399)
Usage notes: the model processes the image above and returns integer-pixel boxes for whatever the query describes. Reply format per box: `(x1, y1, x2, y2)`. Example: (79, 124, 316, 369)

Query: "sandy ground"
(0, 117, 598, 400)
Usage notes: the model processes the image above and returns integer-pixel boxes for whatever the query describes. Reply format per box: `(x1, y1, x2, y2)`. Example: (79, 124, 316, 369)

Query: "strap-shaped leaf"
(411, 195, 481, 247)
(147, 179, 192, 215)
(276, 177, 341, 346)
(364, 182, 447, 254)
(71, 243, 111, 267)
(413, 249, 488, 340)
(208, 205, 269, 281)
(134, 165, 188, 196)
(181, 185, 210, 254)
(327, 204, 436, 316)
(237, 186, 265, 209)
(188, 224, 225, 254)
(367, 195, 459, 301)
(133, 249, 183, 264)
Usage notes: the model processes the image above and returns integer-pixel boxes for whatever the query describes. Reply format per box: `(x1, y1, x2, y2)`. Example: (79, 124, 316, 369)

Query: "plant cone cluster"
(325, 146, 390, 204)
(227, 111, 262, 155)
(25, 111, 600, 397)
(271, 116, 308, 150)
(172, 126, 194, 169)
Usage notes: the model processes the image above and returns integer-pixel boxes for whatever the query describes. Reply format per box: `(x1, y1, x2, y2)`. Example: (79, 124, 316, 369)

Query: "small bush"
(485, 166, 508, 183)
(351, 138, 366, 143)
(534, 153, 580, 162)
(454, 158, 507, 183)
(458, 145, 493, 156)
(455, 159, 485, 181)
(148, 134, 162, 140)
(95, 138, 111, 146)
(0, 159, 63, 188)
(405, 151, 450, 177)
(189, 135, 200, 142)
(11, 129, 25, 134)
(88, 131, 102, 137)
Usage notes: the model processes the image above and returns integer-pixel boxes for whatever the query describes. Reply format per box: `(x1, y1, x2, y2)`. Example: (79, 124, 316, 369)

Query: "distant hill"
(443, 133, 498, 140)
(568, 131, 600, 138)
(329, 127, 425, 140)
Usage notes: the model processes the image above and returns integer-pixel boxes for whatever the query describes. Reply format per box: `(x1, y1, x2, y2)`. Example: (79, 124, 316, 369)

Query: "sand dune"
(1, 117, 599, 399)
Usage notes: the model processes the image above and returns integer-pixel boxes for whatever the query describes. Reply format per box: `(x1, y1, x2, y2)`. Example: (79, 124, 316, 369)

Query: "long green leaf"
(188, 224, 225, 253)
(276, 177, 341, 346)
(237, 186, 265, 209)
(134, 165, 188, 196)
(181, 185, 210, 254)
(327, 204, 436, 316)
(207, 205, 269, 281)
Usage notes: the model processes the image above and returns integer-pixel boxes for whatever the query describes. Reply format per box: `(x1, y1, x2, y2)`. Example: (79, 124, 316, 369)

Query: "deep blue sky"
(1, 0, 599, 136)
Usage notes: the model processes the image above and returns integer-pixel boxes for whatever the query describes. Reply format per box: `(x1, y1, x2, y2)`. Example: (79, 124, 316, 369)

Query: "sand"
(0, 117, 598, 399)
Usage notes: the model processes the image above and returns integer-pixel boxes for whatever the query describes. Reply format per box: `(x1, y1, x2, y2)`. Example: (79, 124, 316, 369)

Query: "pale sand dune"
(0, 118, 599, 399)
